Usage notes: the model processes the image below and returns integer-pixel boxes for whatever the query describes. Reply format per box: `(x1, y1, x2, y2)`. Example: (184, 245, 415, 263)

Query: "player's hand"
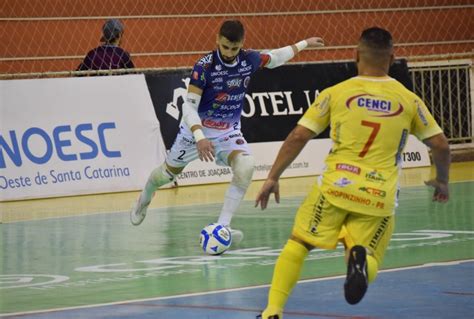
(196, 139, 215, 162)
(305, 37, 325, 48)
(424, 179, 449, 203)
(255, 179, 280, 210)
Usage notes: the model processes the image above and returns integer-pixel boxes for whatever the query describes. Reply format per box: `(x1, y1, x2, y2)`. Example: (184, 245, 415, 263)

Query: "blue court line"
(3, 259, 473, 319)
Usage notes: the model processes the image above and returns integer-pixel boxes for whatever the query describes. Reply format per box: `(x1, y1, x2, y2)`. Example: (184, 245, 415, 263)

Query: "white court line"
(1, 258, 472, 317)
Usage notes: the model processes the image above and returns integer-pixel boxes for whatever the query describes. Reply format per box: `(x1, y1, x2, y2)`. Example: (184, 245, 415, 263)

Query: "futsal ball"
(200, 223, 232, 255)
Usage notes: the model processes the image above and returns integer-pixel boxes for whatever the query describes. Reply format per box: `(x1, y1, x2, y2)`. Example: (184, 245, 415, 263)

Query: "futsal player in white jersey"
(131, 20, 324, 245)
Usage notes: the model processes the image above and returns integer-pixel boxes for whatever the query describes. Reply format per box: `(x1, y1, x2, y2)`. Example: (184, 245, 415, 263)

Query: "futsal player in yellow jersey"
(255, 27, 450, 318)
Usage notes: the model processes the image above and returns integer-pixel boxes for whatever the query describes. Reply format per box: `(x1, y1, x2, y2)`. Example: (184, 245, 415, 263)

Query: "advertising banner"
(145, 60, 430, 186)
(0, 74, 167, 201)
(0, 61, 431, 200)
(146, 60, 413, 147)
(172, 136, 430, 186)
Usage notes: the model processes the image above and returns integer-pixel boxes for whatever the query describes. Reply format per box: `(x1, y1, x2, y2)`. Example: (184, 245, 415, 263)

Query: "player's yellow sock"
(367, 254, 378, 283)
(262, 239, 309, 317)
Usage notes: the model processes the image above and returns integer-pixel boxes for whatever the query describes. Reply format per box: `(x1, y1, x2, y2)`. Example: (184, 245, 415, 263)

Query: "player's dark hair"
(219, 20, 245, 42)
(359, 27, 393, 51)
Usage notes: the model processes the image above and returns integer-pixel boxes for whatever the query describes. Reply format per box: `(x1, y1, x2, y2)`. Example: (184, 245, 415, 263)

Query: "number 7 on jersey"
(359, 120, 381, 157)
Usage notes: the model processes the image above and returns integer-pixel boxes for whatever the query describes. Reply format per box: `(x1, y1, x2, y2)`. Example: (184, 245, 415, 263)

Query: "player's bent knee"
(231, 153, 255, 189)
(165, 163, 184, 175)
(150, 164, 177, 187)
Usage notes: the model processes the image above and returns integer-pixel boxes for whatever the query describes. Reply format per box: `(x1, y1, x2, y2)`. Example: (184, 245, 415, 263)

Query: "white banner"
(174, 135, 431, 186)
(0, 74, 166, 201)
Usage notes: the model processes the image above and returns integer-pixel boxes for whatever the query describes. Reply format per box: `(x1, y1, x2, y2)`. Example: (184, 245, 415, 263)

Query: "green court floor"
(1, 181, 473, 315)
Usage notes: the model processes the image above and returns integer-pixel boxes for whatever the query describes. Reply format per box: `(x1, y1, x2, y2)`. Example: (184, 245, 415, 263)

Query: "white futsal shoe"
(228, 228, 244, 247)
(130, 196, 151, 226)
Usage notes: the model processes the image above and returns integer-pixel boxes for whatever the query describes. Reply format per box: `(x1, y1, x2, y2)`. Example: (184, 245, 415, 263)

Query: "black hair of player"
(359, 27, 393, 50)
(219, 20, 245, 42)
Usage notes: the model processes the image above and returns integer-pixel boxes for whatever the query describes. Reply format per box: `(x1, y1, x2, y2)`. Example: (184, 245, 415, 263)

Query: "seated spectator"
(77, 19, 135, 71)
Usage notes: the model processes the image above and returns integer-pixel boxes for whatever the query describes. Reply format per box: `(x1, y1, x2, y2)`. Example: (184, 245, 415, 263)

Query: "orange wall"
(1, 1, 473, 74)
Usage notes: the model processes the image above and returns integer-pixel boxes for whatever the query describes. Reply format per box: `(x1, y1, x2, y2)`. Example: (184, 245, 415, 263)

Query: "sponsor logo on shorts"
(369, 216, 391, 250)
(183, 136, 196, 144)
(336, 163, 361, 175)
(333, 177, 352, 187)
(178, 136, 196, 146)
(219, 133, 241, 142)
(310, 194, 326, 234)
(235, 139, 245, 145)
(358, 187, 386, 198)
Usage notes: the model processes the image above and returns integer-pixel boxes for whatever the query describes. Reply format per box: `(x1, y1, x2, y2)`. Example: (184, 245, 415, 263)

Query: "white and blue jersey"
(188, 49, 269, 138)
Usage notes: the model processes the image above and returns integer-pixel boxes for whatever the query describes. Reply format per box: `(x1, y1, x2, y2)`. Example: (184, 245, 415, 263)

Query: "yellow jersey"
(298, 76, 443, 216)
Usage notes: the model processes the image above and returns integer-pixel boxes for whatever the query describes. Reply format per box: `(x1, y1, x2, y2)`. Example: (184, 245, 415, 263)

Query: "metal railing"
(409, 60, 473, 144)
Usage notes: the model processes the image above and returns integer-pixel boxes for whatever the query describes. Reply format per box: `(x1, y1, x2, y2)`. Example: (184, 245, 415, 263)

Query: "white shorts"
(166, 125, 251, 168)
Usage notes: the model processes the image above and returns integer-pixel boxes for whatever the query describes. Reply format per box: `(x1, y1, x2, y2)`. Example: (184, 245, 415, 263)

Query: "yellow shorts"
(292, 183, 394, 264)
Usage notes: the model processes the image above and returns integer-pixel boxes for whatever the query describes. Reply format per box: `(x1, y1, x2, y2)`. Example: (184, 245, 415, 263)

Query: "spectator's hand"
(305, 37, 325, 48)
(255, 179, 280, 210)
(197, 139, 215, 162)
(424, 179, 449, 203)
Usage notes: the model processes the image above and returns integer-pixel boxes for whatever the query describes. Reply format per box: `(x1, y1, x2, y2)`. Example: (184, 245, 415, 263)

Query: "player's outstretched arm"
(423, 133, 450, 202)
(264, 37, 324, 69)
(255, 125, 316, 209)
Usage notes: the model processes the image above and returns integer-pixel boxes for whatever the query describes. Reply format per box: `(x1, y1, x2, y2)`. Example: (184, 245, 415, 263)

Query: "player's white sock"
(218, 184, 246, 226)
(217, 153, 254, 226)
(139, 164, 175, 206)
